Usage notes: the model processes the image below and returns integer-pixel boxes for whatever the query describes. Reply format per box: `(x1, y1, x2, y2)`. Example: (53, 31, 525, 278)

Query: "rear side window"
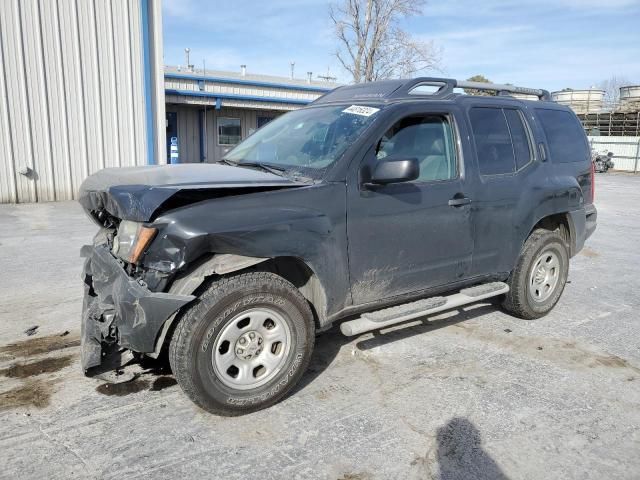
(504, 109, 533, 170)
(469, 108, 516, 175)
(536, 109, 589, 163)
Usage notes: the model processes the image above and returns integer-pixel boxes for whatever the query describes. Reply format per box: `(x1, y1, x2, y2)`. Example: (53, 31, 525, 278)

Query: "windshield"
(224, 105, 381, 179)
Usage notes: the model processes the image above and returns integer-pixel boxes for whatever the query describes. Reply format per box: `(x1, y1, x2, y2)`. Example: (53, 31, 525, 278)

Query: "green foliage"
(464, 75, 496, 96)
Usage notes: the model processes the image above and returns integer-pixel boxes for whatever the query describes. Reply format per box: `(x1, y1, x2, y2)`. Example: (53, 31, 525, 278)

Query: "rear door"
(346, 105, 474, 305)
(465, 103, 537, 276)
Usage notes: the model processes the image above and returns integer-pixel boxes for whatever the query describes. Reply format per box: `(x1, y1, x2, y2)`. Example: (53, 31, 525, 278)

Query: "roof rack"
(312, 77, 551, 104)
(455, 80, 551, 101)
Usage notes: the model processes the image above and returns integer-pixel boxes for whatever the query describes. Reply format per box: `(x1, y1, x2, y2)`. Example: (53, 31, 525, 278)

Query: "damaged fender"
(81, 245, 195, 371)
(149, 253, 270, 358)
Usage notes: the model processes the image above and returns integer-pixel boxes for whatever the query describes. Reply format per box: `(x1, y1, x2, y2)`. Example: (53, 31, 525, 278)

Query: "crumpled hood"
(79, 163, 305, 222)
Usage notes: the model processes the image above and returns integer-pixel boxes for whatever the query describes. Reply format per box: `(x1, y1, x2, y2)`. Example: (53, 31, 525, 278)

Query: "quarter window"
(218, 117, 241, 146)
(375, 115, 457, 182)
(536, 109, 589, 163)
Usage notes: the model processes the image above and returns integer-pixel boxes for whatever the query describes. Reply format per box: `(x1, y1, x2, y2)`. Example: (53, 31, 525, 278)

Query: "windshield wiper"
(219, 159, 313, 183)
(235, 161, 287, 177)
(218, 158, 238, 166)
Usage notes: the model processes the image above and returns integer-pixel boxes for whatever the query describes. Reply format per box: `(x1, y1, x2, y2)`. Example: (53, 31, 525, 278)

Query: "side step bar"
(340, 282, 509, 337)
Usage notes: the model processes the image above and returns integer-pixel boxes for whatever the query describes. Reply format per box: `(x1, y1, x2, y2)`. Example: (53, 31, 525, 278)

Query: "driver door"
(346, 110, 474, 305)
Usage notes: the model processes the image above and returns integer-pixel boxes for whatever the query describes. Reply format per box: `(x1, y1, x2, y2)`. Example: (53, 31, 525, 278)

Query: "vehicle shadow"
(434, 417, 509, 480)
(294, 301, 500, 394)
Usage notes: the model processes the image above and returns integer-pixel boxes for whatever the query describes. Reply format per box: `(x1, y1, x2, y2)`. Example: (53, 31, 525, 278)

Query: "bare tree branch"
(597, 75, 630, 110)
(329, 0, 441, 83)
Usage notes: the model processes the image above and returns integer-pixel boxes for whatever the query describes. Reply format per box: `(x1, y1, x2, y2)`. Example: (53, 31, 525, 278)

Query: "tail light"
(590, 161, 595, 202)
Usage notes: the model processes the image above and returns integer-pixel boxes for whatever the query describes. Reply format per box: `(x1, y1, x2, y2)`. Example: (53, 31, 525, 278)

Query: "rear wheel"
(502, 229, 569, 319)
(169, 271, 315, 415)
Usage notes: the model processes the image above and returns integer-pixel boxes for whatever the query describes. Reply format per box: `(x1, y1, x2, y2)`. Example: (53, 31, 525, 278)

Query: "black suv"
(79, 77, 597, 415)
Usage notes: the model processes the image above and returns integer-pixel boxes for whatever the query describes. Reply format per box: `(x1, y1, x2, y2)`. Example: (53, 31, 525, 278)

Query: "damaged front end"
(80, 243, 195, 374)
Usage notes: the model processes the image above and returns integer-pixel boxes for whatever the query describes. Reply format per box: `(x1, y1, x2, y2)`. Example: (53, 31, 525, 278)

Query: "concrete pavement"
(1, 174, 639, 479)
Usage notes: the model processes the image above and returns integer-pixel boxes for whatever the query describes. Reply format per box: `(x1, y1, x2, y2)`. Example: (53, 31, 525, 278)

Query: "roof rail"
(312, 77, 551, 104)
(455, 80, 551, 101)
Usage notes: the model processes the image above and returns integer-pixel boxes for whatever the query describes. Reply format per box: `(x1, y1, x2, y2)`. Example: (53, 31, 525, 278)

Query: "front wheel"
(169, 271, 315, 415)
(502, 229, 570, 319)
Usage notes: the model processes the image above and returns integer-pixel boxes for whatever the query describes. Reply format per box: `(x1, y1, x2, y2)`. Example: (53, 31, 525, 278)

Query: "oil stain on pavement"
(0, 355, 74, 379)
(0, 332, 80, 359)
(0, 332, 79, 411)
(95, 375, 178, 396)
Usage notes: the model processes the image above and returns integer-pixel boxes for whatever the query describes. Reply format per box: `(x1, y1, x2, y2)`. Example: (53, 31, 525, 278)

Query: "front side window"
(375, 115, 457, 182)
(218, 117, 241, 146)
(224, 105, 380, 179)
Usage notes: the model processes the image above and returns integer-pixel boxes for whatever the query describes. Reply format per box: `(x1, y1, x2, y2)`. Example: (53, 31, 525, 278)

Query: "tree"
(597, 75, 630, 110)
(329, 0, 441, 83)
(463, 75, 496, 96)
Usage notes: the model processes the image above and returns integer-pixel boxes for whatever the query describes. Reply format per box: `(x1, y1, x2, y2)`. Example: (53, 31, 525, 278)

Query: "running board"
(340, 282, 509, 337)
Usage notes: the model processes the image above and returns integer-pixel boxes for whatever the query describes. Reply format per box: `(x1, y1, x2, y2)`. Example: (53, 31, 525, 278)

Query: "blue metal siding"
(165, 88, 313, 106)
(140, 0, 154, 165)
(164, 72, 332, 93)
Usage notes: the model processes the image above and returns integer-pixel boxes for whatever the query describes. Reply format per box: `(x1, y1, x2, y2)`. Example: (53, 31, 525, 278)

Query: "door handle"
(448, 196, 471, 207)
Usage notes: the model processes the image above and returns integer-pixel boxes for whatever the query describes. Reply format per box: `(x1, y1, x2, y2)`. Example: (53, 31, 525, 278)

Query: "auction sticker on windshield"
(342, 105, 380, 117)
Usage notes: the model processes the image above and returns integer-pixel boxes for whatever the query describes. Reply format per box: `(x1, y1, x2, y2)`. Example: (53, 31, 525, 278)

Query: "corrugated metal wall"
(0, 0, 163, 203)
(589, 136, 640, 172)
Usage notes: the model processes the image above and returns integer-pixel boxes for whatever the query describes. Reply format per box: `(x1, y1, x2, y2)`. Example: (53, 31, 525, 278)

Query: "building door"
(166, 112, 178, 163)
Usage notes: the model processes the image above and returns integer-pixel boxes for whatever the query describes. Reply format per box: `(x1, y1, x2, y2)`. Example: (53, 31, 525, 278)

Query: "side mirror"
(367, 157, 420, 186)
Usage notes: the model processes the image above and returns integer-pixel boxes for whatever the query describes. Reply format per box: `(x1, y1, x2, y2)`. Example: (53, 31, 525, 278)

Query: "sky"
(162, 0, 640, 92)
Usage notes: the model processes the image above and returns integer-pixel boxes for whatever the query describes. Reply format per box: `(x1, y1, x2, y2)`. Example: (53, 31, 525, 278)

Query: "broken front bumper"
(80, 245, 195, 373)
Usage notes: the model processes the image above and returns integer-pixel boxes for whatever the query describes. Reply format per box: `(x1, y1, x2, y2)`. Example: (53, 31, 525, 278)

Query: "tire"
(169, 271, 315, 416)
(502, 228, 570, 320)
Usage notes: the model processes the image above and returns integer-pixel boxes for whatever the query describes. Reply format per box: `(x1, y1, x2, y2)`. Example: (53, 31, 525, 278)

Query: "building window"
(218, 117, 241, 146)
(257, 116, 274, 129)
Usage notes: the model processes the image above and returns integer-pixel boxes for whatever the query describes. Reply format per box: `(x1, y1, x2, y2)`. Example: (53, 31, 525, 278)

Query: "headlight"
(112, 220, 157, 264)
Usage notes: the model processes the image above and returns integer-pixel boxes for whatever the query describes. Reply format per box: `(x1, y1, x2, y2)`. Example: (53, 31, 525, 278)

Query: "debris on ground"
(23, 326, 38, 336)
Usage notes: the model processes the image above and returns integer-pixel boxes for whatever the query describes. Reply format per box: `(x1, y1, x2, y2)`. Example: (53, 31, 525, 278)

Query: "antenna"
(317, 66, 337, 83)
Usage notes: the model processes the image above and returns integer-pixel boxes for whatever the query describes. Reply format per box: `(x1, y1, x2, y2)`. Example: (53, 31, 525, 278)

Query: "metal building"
(0, 0, 165, 203)
(164, 67, 337, 164)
